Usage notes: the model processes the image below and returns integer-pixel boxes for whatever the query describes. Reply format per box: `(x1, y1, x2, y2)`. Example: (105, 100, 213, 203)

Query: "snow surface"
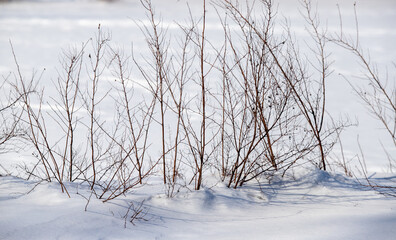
(1, 169, 396, 240)
(1, 0, 396, 239)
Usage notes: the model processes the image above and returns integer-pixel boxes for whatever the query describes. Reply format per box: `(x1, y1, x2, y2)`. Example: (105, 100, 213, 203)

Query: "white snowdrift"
(1, 169, 395, 240)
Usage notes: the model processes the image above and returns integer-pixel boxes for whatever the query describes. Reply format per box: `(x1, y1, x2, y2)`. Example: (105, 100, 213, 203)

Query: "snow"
(1, 169, 396, 239)
(1, 0, 396, 239)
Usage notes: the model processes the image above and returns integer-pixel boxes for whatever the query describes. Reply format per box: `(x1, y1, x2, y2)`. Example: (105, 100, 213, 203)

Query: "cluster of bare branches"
(4, 0, 396, 231)
(331, 3, 396, 194)
(0, 48, 26, 175)
(137, 0, 221, 192)
(217, 0, 302, 188)
(9, 26, 158, 202)
(6, 0, 361, 201)
(214, 0, 347, 188)
(132, 0, 345, 189)
(0, 73, 24, 155)
(332, 5, 395, 149)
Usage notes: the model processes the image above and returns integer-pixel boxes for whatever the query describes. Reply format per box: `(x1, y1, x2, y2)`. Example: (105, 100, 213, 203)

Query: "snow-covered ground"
(1, 0, 396, 239)
(1, 168, 396, 240)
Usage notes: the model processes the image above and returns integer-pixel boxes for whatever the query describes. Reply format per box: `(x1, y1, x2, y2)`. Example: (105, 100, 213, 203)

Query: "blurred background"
(1, 0, 395, 173)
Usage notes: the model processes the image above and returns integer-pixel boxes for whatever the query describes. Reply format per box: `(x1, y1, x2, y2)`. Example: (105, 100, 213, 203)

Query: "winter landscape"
(0, 0, 395, 239)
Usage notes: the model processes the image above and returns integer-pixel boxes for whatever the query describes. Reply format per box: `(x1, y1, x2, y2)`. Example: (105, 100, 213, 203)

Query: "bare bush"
(10, 43, 70, 196)
(137, 0, 220, 191)
(6, 0, 357, 201)
(214, 0, 345, 187)
(48, 43, 86, 183)
(218, 0, 300, 187)
(9, 26, 158, 201)
(174, 0, 220, 191)
(96, 45, 158, 202)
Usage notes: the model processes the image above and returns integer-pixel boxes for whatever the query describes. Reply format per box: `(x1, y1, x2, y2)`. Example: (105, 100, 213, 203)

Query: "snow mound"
(1, 171, 396, 239)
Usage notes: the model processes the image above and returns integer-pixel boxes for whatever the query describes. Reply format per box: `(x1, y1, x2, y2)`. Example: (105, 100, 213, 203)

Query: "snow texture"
(1, 169, 396, 239)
